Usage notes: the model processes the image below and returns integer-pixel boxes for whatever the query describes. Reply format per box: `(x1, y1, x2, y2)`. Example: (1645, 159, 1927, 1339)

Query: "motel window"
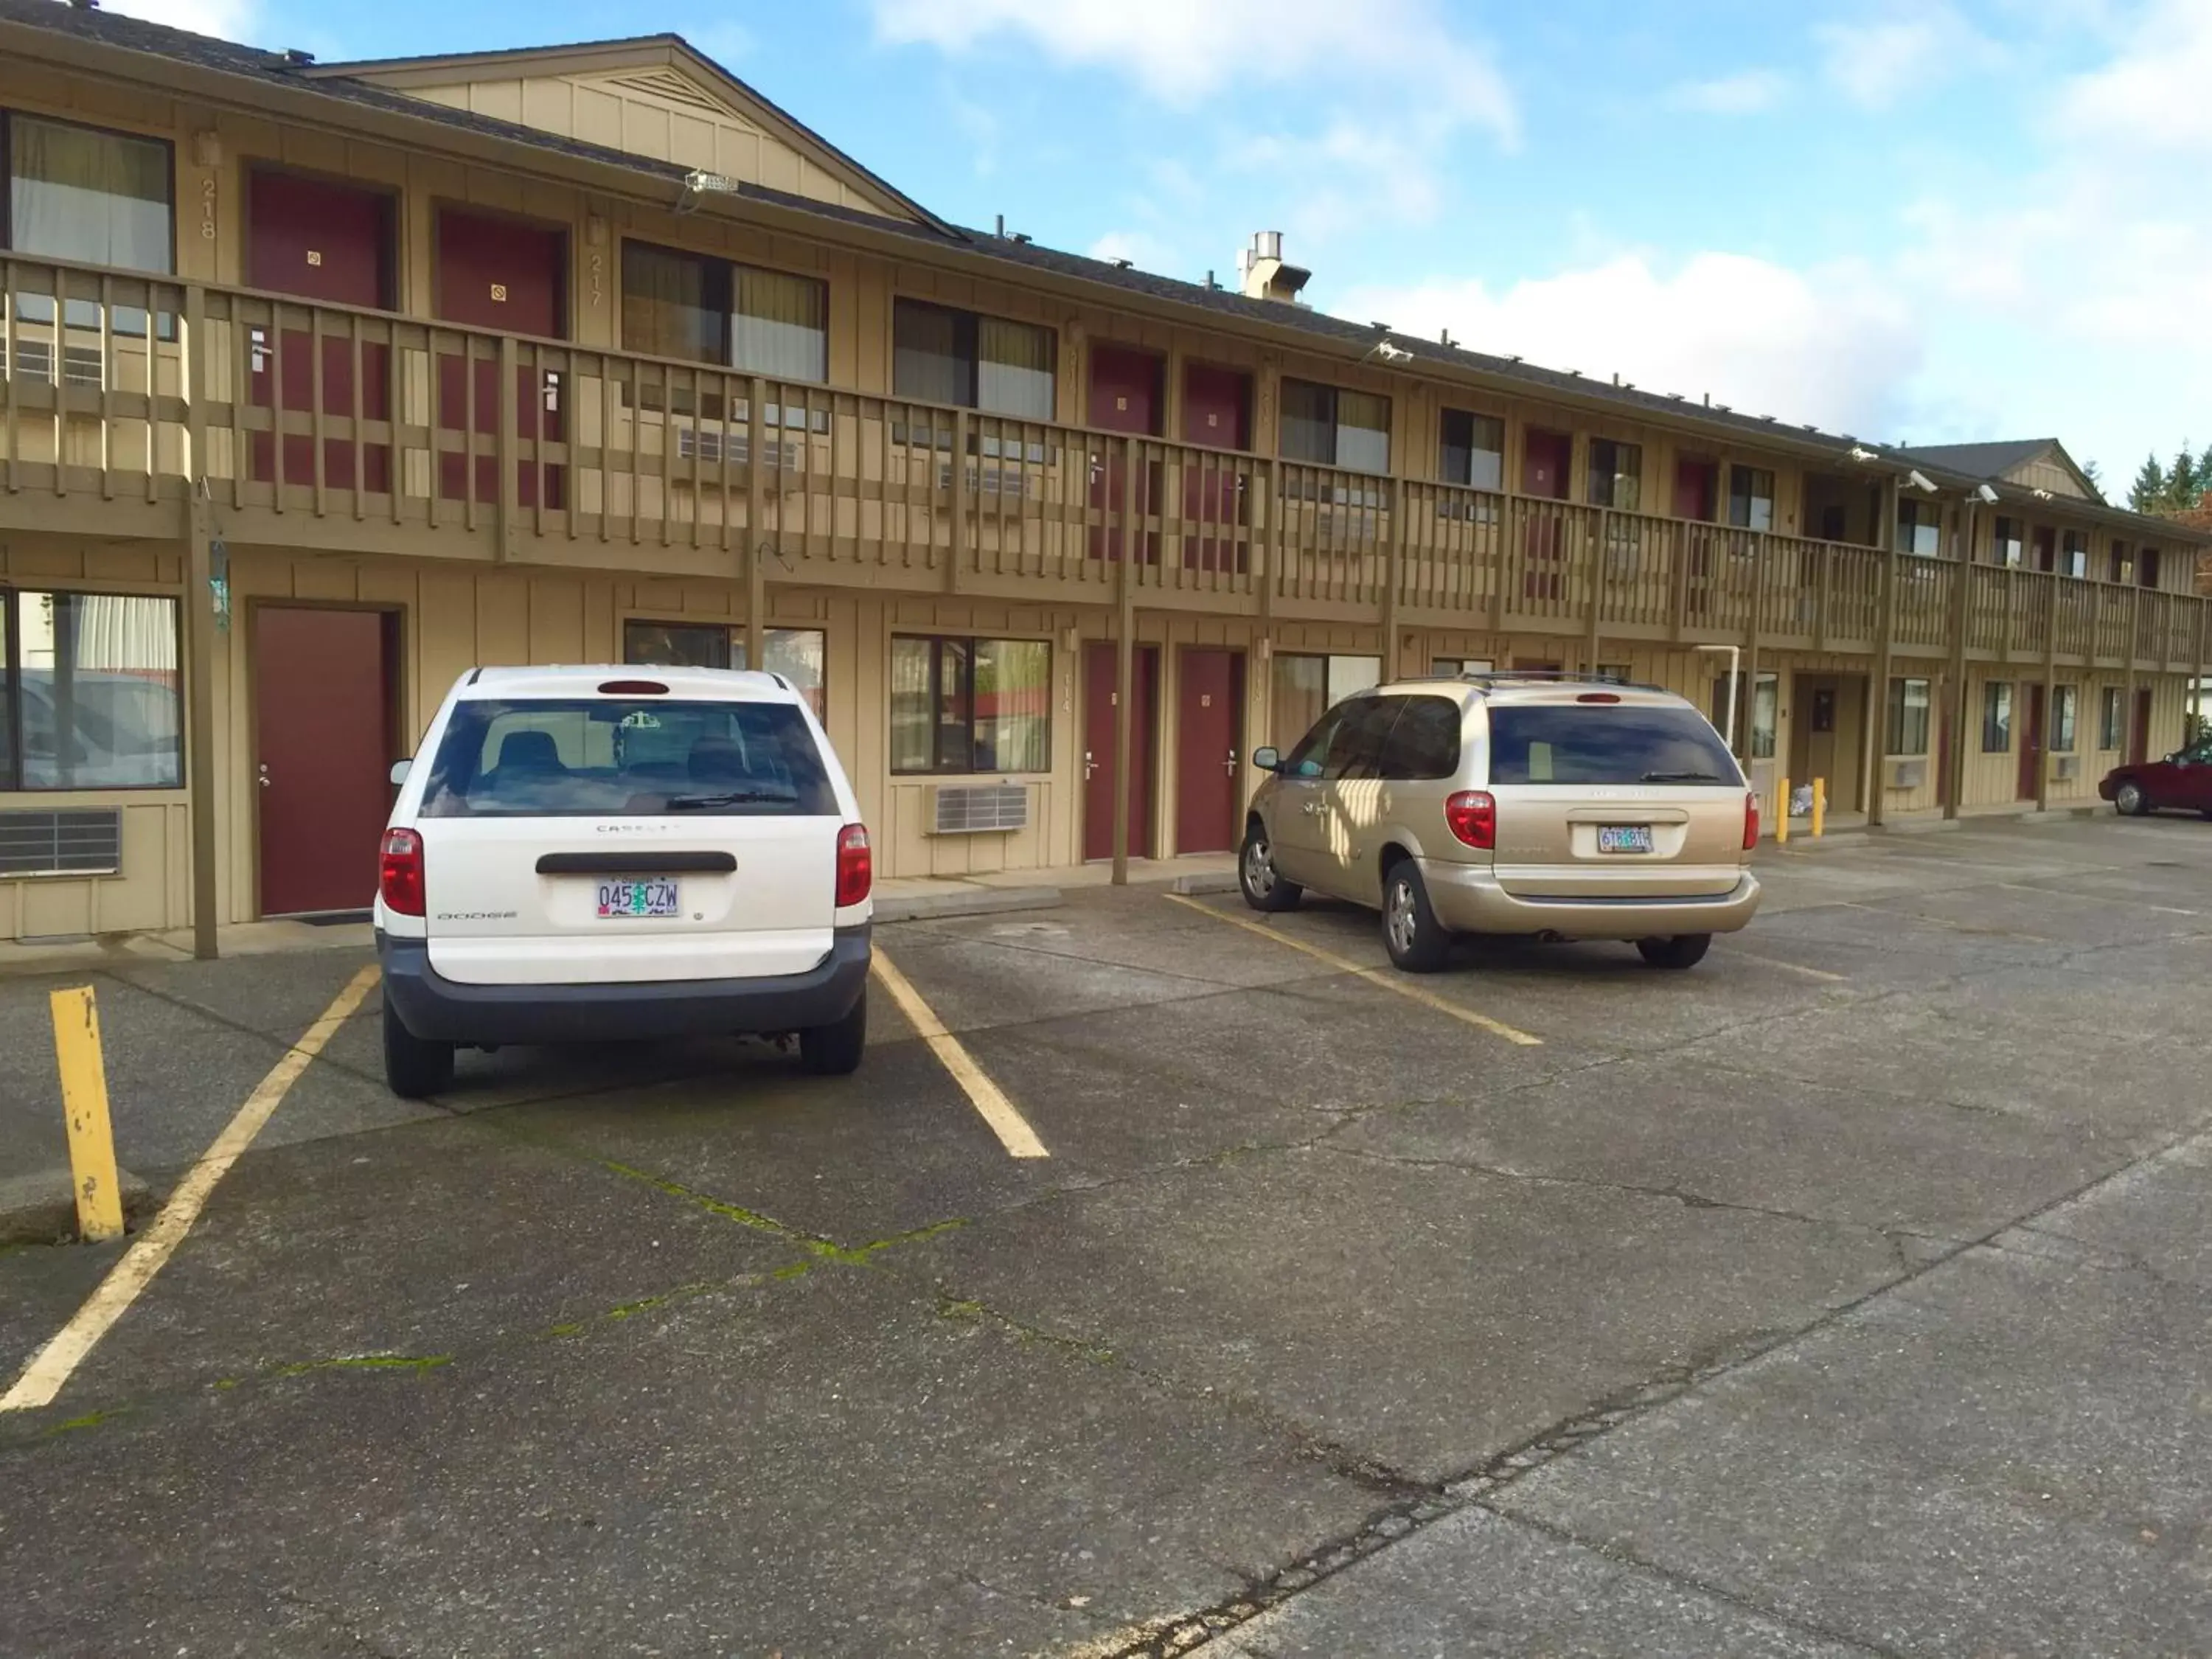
(622, 243, 828, 382)
(1429, 656, 1492, 678)
(621, 619, 827, 720)
(2060, 531, 2089, 580)
(892, 299, 1056, 420)
(2052, 685, 2079, 754)
(2100, 687, 2124, 751)
(889, 636, 1051, 775)
(1271, 653, 1382, 748)
(1992, 516, 2024, 567)
(1437, 409, 1503, 491)
(1726, 466, 1774, 532)
(4, 114, 174, 338)
(1983, 682, 2013, 752)
(2107, 541, 2133, 585)
(1588, 440, 1643, 512)
(1886, 677, 1931, 757)
(1711, 669, 1778, 759)
(0, 588, 182, 791)
(1280, 379, 1391, 475)
(1897, 499, 1943, 557)
(1595, 663, 1633, 684)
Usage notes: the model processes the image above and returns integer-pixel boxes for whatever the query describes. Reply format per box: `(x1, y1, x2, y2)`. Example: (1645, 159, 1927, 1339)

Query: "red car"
(2101, 734, 2212, 818)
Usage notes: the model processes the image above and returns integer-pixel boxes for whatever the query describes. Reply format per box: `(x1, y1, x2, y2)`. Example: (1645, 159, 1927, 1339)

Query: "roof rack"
(1455, 669, 1666, 692)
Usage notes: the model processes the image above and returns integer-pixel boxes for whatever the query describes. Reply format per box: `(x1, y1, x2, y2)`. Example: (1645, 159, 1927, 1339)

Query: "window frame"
(619, 239, 829, 381)
(1992, 515, 2024, 568)
(1725, 465, 1775, 532)
(1437, 408, 1504, 492)
(1897, 498, 1944, 557)
(2051, 684, 2078, 754)
(619, 616, 828, 720)
(2059, 530, 2089, 580)
(1, 585, 186, 794)
(2099, 686, 2124, 752)
(1885, 675, 1931, 758)
(1279, 377, 1392, 475)
(0, 108, 178, 276)
(1587, 439, 1644, 512)
(1982, 681, 2014, 753)
(891, 296, 1057, 419)
(888, 633, 1053, 777)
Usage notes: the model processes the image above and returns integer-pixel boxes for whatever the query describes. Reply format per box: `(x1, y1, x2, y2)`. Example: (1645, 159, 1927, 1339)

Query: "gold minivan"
(1242, 672, 1761, 972)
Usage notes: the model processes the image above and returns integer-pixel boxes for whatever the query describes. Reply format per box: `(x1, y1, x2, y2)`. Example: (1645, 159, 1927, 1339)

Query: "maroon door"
(435, 207, 566, 508)
(1521, 429, 1571, 601)
(2017, 684, 2045, 799)
(246, 170, 394, 493)
(1082, 641, 1158, 860)
(1175, 649, 1244, 854)
(1180, 361, 1252, 571)
(1088, 345, 1163, 563)
(2032, 526, 2056, 573)
(2131, 688, 2153, 764)
(255, 608, 395, 916)
(1676, 459, 1719, 617)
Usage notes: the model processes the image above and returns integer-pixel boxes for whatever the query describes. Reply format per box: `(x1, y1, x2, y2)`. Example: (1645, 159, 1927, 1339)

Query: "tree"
(2132, 453, 2166, 512)
(2169, 445, 2198, 511)
(2083, 458, 2104, 495)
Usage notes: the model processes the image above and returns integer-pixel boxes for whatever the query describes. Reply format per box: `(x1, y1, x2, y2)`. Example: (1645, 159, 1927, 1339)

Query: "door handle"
(1083, 748, 1097, 781)
(257, 763, 271, 790)
(1223, 748, 1239, 776)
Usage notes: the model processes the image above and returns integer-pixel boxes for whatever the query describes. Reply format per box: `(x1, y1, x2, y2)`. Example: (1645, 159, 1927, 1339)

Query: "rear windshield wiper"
(1640, 769, 1728, 783)
(664, 790, 793, 810)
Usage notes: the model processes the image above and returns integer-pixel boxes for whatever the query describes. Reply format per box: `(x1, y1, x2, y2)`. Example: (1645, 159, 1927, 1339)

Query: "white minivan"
(374, 666, 873, 1098)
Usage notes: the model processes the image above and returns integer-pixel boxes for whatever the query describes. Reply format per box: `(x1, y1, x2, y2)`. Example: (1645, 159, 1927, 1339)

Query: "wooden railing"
(0, 250, 2205, 671)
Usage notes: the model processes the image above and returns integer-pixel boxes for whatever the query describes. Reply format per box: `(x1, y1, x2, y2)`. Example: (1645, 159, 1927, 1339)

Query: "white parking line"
(1722, 945, 1848, 983)
(3, 964, 380, 1413)
(870, 950, 1048, 1160)
(1166, 894, 1543, 1046)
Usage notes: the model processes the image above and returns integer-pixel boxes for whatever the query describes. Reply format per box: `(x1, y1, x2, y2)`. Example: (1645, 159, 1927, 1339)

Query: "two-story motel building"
(0, 0, 2205, 953)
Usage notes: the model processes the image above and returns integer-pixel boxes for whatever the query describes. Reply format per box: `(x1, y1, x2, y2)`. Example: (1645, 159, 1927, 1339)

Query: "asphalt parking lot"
(3, 814, 2211, 1658)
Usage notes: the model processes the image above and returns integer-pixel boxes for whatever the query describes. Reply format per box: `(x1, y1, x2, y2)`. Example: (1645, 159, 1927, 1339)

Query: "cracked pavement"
(4, 815, 2212, 1656)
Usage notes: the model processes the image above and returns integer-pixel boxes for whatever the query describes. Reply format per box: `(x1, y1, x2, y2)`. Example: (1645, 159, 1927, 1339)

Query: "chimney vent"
(1237, 232, 1310, 305)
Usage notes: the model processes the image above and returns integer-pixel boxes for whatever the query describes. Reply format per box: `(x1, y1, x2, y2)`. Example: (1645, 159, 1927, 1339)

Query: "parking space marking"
(1995, 880, 2199, 917)
(1, 964, 380, 1413)
(1840, 900, 2050, 944)
(1166, 894, 1543, 1047)
(1721, 945, 1848, 983)
(870, 950, 1048, 1160)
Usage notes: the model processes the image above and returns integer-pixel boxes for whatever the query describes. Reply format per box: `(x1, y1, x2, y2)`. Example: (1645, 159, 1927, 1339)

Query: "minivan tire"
(1382, 862, 1452, 973)
(382, 993, 456, 1099)
(1637, 933, 1712, 970)
(801, 987, 867, 1076)
(1240, 824, 1302, 912)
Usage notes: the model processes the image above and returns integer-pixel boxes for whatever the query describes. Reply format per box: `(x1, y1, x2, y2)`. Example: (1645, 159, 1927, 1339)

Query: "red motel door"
(434, 207, 567, 509)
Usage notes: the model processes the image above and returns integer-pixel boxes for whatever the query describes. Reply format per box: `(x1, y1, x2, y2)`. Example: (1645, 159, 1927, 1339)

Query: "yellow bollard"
(1812, 777, 1826, 838)
(1775, 776, 1790, 844)
(49, 987, 123, 1243)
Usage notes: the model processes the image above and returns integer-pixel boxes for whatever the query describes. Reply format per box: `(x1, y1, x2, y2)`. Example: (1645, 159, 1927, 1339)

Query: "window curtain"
(970, 639, 1048, 771)
(17, 591, 181, 789)
(621, 243, 720, 364)
(10, 117, 173, 273)
(1334, 390, 1391, 475)
(1279, 380, 1334, 465)
(730, 267, 827, 383)
(975, 317, 1054, 420)
(892, 300, 967, 407)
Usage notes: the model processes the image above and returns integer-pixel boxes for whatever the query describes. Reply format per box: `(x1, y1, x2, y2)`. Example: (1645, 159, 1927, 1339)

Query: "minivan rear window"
(420, 699, 836, 818)
(1486, 705, 1742, 787)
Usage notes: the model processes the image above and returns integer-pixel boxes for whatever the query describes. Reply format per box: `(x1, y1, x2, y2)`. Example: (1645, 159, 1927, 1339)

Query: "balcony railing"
(0, 251, 2204, 672)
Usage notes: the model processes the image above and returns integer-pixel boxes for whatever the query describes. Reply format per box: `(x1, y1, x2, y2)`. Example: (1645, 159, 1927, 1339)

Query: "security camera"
(1975, 483, 1999, 504)
(1907, 469, 1936, 493)
(1847, 445, 1879, 463)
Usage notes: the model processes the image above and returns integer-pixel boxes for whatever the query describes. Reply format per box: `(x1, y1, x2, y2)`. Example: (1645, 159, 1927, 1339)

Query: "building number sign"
(200, 174, 217, 241)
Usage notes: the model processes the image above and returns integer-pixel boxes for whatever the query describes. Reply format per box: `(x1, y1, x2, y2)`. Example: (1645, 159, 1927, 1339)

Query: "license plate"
(1596, 825, 1655, 855)
(596, 878, 681, 919)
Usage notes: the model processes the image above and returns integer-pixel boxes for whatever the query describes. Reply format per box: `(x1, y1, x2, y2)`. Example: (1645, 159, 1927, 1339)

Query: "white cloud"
(1814, 4, 1996, 110)
(1666, 69, 1790, 115)
(1334, 253, 1921, 438)
(870, 0, 1516, 141)
(2057, 0, 2212, 152)
(100, 0, 257, 38)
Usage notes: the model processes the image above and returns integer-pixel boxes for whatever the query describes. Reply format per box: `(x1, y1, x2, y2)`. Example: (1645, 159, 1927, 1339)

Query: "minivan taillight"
(1742, 791, 1761, 850)
(1445, 790, 1496, 849)
(835, 824, 872, 908)
(380, 827, 425, 916)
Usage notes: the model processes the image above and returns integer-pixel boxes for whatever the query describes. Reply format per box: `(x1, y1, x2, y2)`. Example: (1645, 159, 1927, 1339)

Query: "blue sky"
(134, 0, 2212, 488)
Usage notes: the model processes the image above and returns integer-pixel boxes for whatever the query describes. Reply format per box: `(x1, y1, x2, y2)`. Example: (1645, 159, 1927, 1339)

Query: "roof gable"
(1900, 438, 2103, 503)
(310, 37, 935, 226)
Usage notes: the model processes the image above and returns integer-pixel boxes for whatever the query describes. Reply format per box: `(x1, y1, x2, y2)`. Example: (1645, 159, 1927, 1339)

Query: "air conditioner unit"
(1887, 757, 1926, 790)
(0, 808, 122, 876)
(928, 783, 1029, 835)
(675, 425, 798, 470)
(938, 462, 1032, 501)
(2053, 754, 2080, 782)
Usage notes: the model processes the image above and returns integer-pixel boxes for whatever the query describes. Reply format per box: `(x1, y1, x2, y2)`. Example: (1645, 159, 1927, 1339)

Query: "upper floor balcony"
(1, 250, 2204, 678)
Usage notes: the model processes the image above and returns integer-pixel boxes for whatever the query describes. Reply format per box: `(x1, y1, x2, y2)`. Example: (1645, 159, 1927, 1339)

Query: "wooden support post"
(182, 285, 220, 962)
(1258, 456, 1277, 627)
(494, 335, 518, 564)
(1742, 529, 1767, 760)
(2038, 574, 2059, 813)
(1112, 434, 1137, 888)
(1864, 476, 1900, 828)
(1942, 502, 1975, 821)
(2122, 582, 2143, 758)
(746, 378, 768, 670)
(947, 407, 970, 597)
(1384, 475, 1405, 679)
(1585, 508, 1607, 673)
